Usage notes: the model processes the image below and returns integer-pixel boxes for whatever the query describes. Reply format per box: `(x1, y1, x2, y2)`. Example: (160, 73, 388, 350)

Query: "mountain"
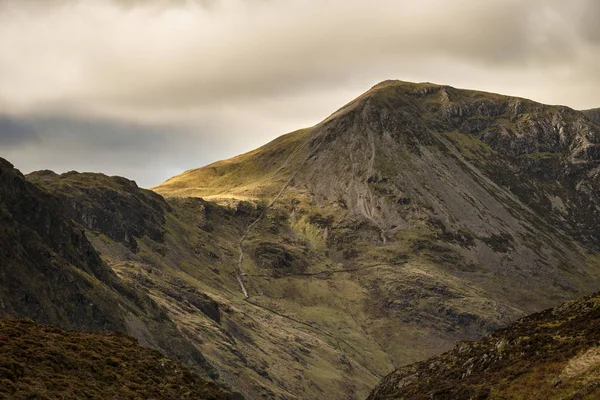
(29, 168, 384, 399)
(0, 318, 235, 399)
(12, 80, 600, 399)
(0, 158, 217, 380)
(583, 108, 600, 125)
(367, 291, 600, 399)
(152, 80, 600, 397)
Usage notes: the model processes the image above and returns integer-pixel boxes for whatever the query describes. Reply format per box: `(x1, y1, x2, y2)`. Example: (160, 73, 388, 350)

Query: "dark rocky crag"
(27, 170, 169, 252)
(583, 108, 600, 125)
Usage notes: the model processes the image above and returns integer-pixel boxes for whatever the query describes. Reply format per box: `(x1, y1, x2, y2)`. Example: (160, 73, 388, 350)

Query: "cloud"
(0, 117, 39, 147)
(1, 0, 600, 186)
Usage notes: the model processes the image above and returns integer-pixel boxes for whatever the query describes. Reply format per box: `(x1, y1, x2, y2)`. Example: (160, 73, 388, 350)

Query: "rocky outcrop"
(368, 291, 600, 400)
(583, 107, 600, 125)
(27, 170, 170, 252)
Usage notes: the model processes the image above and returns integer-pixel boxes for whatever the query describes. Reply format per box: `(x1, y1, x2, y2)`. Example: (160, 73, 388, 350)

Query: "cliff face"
(0, 158, 123, 330)
(367, 291, 600, 400)
(27, 170, 170, 252)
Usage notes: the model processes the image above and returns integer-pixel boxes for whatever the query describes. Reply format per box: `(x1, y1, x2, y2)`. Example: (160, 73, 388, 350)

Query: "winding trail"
(235, 130, 326, 298)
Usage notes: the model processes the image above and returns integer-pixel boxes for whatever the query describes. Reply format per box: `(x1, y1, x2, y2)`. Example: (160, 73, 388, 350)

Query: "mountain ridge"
(0, 158, 219, 380)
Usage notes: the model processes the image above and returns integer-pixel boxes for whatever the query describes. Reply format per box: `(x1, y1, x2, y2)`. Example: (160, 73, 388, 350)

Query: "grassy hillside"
(0, 319, 235, 399)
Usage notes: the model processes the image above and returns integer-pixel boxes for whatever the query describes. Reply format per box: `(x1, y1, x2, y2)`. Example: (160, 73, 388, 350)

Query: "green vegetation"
(153, 128, 312, 200)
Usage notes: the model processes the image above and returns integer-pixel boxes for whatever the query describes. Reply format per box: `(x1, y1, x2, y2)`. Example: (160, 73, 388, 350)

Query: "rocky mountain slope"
(13, 80, 600, 399)
(583, 108, 600, 125)
(155, 81, 600, 398)
(0, 318, 235, 399)
(367, 291, 600, 400)
(0, 158, 217, 380)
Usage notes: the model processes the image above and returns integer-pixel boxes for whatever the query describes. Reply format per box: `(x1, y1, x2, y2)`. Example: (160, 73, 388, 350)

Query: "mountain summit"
(150, 81, 600, 397)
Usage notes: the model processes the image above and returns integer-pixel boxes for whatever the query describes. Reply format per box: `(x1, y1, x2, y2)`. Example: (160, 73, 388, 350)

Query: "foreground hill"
(0, 319, 235, 399)
(23, 80, 600, 399)
(368, 291, 600, 400)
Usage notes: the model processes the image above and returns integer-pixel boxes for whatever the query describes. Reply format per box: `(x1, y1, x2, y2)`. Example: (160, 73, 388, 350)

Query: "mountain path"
(235, 130, 325, 298)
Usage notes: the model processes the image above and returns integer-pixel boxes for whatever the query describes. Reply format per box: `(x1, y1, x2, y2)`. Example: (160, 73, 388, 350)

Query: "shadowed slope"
(583, 107, 600, 125)
(0, 319, 236, 399)
(0, 158, 217, 379)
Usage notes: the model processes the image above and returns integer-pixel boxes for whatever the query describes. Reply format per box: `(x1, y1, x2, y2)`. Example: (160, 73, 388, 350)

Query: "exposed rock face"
(0, 159, 217, 380)
(583, 107, 600, 125)
(27, 170, 170, 251)
(367, 291, 600, 400)
(0, 159, 122, 330)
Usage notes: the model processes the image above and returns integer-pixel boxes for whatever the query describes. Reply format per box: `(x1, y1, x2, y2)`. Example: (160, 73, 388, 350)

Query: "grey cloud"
(38, 0, 595, 111)
(577, 1, 600, 44)
(0, 112, 298, 187)
(0, 114, 194, 187)
(0, 117, 39, 147)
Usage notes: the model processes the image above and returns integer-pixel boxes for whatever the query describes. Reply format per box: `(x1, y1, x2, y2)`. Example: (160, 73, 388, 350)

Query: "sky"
(1, 0, 600, 188)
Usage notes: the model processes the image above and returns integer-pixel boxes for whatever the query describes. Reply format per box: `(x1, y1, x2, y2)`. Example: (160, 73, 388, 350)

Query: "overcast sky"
(1, 0, 599, 188)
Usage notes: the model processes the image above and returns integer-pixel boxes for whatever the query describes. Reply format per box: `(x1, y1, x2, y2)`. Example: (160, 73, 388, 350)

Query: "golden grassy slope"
(153, 128, 311, 200)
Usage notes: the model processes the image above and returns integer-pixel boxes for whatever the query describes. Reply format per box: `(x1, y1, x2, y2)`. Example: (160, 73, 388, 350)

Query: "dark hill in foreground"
(368, 291, 600, 400)
(0, 319, 235, 399)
